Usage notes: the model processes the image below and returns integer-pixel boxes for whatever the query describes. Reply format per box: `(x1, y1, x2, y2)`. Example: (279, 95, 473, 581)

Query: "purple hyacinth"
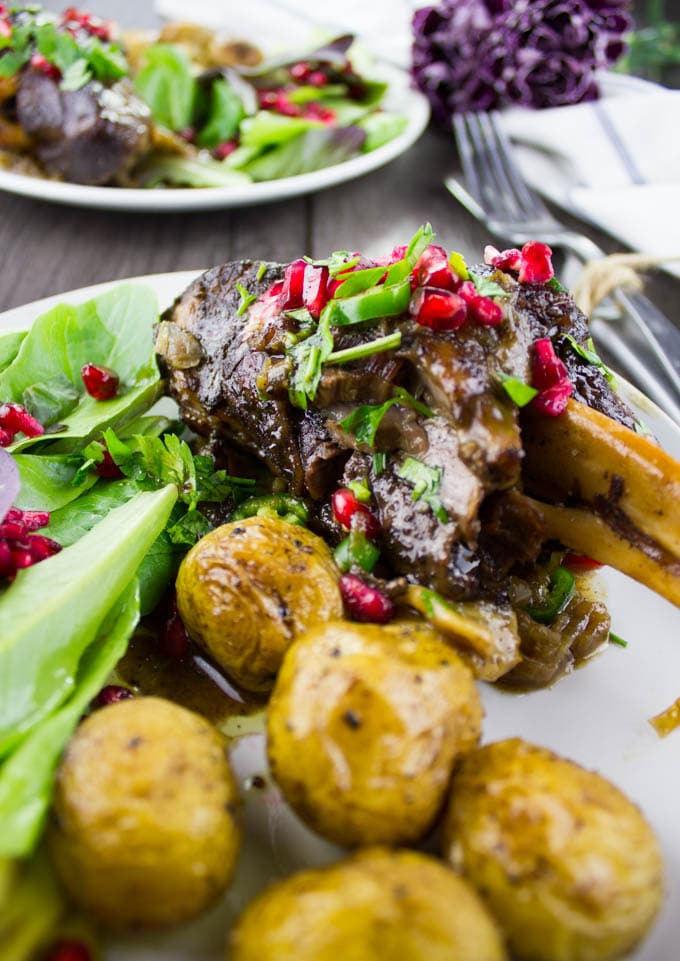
(411, 0, 633, 120)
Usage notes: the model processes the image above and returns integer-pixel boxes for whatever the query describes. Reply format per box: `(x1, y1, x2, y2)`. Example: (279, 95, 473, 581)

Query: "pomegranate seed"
(27, 534, 61, 561)
(11, 546, 34, 570)
(258, 90, 278, 109)
(332, 488, 380, 538)
(159, 597, 191, 658)
(290, 61, 312, 82)
(179, 126, 196, 143)
(340, 573, 394, 624)
(0, 541, 12, 576)
(95, 446, 123, 479)
(303, 102, 336, 124)
(0, 403, 44, 438)
(214, 139, 238, 159)
(468, 295, 504, 326)
(30, 53, 61, 81)
(302, 264, 330, 319)
(0, 427, 14, 447)
(275, 91, 301, 117)
(518, 241, 554, 284)
(44, 939, 92, 961)
(308, 70, 328, 86)
(372, 244, 408, 267)
(0, 18, 11, 39)
(410, 287, 468, 330)
(413, 245, 458, 291)
(531, 338, 568, 390)
(93, 685, 134, 709)
(563, 552, 604, 572)
(18, 509, 50, 531)
(278, 259, 307, 311)
(81, 364, 119, 400)
(484, 246, 522, 272)
(0, 522, 27, 540)
(531, 379, 573, 417)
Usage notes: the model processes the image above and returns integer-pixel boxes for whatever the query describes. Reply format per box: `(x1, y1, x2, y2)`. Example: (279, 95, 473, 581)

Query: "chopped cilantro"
(287, 314, 334, 409)
(500, 373, 539, 407)
(236, 283, 257, 316)
(547, 277, 568, 292)
(397, 456, 449, 523)
(565, 334, 615, 383)
(338, 387, 433, 449)
(373, 451, 387, 475)
(469, 270, 510, 299)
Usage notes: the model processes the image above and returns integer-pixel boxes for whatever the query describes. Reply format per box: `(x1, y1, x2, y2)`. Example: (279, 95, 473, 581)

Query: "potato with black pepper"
(267, 619, 483, 847)
(176, 515, 343, 692)
(48, 697, 240, 928)
(229, 847, 507, 961)
(442, 738, 664, 961)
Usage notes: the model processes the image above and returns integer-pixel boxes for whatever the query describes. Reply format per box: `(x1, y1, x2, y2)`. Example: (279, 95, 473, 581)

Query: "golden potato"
(267, 619, 483, 847)
(442, 738, 664, 961)
(176, 515, 343, 692)
(229, 847, 507, 961)
(48, 697, 240, 928)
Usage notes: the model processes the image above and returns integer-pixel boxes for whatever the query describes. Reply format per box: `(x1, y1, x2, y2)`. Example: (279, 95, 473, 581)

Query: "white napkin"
(153, 0, 416, 66)
(501, 76, 680, 278)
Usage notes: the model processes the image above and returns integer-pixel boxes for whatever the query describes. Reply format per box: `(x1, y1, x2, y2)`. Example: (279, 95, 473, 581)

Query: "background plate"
(2, 273, 679, 960)
(0, 62, 429, 213)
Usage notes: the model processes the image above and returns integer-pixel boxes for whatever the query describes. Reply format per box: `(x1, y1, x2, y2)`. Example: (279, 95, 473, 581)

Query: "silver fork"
(446, 111, 680, 421)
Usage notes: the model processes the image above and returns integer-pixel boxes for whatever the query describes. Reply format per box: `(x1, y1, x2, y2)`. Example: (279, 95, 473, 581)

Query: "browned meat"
(15, 71, 151, 185)
(158, 255, 635, 603)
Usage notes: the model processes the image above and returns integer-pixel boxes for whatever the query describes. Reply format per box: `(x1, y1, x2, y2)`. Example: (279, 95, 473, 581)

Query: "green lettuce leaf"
(134, 43, 197, 131)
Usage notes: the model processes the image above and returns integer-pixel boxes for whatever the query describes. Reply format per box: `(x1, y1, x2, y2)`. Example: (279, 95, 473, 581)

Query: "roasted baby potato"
(267, 619, 483, 847)
(229, 847, 507, 961)
(442, 738, 664, 961)
(48, 697, 240, 928)
(176, 515, 343, 692)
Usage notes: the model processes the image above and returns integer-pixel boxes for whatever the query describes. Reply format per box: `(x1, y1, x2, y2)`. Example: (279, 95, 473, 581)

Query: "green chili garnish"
(525, 566, 575, 624)
(230, 494, 309, 526)
(326, 331, 401, 366)
(373, 451, 387, 475)
(334, 530, 380, 574)
(322, 279, 411, 327)
(500, 373, 539, 407)
(609, 631, 628, 648)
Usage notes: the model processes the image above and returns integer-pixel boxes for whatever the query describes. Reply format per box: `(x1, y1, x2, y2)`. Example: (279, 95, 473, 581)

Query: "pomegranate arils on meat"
(531, 380, 573, 416)
(278, 259, 307, 310)
(518, 241, 554, 284)
(93, 685, 135, 708)
(302, 264, 330, 318)
(81, 363, 120, 400)
(332, 488, 380, 538)
(470, 296, 504, 326)
(30, 53, 61, 80)
(413, 245, 458, 291)
(0, 402, 45, 438)
(532, 337, 568, 390)
(530, 337, 573, 416)
(340, 573, 395, 624)
(484, 245, 522, 272)
(159, 596, 191, 658)
(410, 287, 467, 331)
(290, 61, 312, 81)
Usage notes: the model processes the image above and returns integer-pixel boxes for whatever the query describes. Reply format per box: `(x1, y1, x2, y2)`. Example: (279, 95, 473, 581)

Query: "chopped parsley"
(397, 456, 449, 523)
(236, 283, 257, 316)
(338, 387, 433, 449)
(565, 334, 615, 384)
(499, 373, 539, 407)
(469, 270, 510, 299)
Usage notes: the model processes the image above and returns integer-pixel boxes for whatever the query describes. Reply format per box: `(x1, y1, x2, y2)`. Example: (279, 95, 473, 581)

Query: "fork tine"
(452, 113, 483, 208)
(476, 111, 526, 221)
(455, 113, 516, 221)
(487, 112, 547, 221)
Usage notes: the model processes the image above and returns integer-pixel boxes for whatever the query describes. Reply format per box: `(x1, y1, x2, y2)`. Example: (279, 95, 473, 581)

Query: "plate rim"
(0, 62, 429, 212)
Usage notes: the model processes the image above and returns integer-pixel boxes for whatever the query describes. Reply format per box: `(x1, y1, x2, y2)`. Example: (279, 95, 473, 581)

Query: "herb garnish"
(397, 456, 449, 523)
(338, 387, 433, 449)
(326, 331, 401, 366)
(236, 283, 258, 316)
(373, 451, 387, 475)
(565, 334, 615, 383)
(609, 631, 628, 648)
(469, 271, 510, 299)
(499, 373, 539, 407)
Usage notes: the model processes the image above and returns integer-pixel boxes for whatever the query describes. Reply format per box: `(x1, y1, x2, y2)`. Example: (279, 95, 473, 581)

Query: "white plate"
(2, 273, 680, 960)
(0, 63, 429, 212)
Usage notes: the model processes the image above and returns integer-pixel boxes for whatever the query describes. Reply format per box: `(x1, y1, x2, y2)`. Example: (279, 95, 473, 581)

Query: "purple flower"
(411, 0, 632, 119)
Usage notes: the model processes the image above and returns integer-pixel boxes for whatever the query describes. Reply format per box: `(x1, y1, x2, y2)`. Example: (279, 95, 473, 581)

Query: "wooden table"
(0, 0, 677, 331)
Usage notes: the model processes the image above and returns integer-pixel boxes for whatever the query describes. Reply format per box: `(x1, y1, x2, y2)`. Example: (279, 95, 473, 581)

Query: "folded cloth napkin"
(501, 75, 680, 278)
(153, 0, 416, 66)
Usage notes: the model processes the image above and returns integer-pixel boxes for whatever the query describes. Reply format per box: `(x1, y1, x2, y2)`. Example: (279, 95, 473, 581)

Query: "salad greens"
(134, 43, 198, 132)
(0, 581, 140, 857)
(0, 282, 259, 861)
(0, 285, 162, 452)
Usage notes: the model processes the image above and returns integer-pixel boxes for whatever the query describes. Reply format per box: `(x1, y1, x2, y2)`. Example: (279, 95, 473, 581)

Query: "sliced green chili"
(525, 566, 575, 624)
(334, 530, 380, 574)
(230, 494, 309, 526)
(321, 279, 411, 327)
